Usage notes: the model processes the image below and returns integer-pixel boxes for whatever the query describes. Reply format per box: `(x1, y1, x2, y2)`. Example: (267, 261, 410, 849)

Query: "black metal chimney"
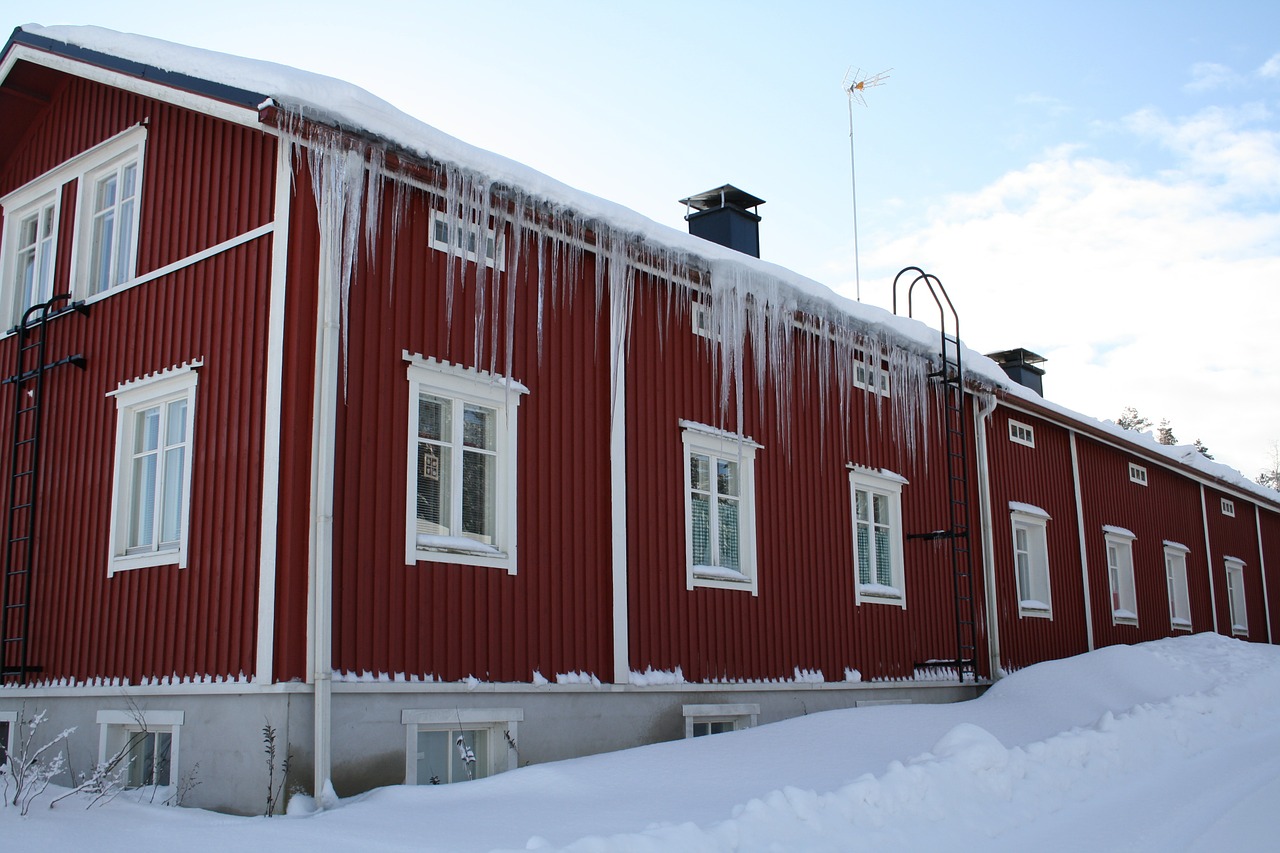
(680, 184, 765, 258)
(986, 348, 1047, 396)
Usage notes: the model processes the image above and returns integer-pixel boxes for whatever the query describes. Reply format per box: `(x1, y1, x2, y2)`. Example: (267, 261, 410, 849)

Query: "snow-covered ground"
(4, 632, 1278, 851)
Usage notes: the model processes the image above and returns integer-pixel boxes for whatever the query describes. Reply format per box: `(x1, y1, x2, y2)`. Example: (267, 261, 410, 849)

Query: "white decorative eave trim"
(1009, 501, 1051, 520)
(403, 350, 529, 396)
(846, 463, 909, 486)
(678, 419, 763, 450)
(106, 358, 204, 398)
(1102, 525, 1137, 540)
(1163, 540, 1191, 553)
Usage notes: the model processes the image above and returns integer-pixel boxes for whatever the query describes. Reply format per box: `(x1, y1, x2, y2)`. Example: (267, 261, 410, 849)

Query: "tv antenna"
(843, 67, 890, 302)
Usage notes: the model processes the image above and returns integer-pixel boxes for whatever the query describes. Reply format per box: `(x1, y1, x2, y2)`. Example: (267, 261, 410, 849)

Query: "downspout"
(973, 394, 1001, 678)
(1255, 505, 1273, 644)
(609, 271, 630, 685)
(1199, 485, 1220, 634)
(1069, 432, 1095, 651)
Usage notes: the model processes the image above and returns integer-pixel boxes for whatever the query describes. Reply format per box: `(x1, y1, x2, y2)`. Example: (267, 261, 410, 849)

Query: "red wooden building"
(0, 25, 1276, 813)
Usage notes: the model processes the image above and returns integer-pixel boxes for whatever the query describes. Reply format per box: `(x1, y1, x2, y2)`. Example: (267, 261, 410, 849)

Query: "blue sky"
(5, 1, 1279, 479)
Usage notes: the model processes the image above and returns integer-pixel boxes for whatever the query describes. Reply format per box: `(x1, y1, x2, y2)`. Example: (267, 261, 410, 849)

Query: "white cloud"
(1258, 53, 1280, 78)
(1184, 61, 1243, 93)
(862, 106, 1280, 480)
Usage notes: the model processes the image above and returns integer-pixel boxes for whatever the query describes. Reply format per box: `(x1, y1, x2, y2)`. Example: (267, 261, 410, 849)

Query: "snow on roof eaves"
(20, 25, 1280, 511)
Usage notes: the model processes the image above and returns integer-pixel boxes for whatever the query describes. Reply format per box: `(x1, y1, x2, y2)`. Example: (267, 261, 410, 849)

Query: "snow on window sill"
(692, 564, 750, 583)
(858, 583, 902, 601)
(1171, 617, 1193, 632)
(416, 534, 502, 555)
(1232, 624, 1249, 636)
(1019, 600, 1051, 618)
(1112, 608, 1138, 625)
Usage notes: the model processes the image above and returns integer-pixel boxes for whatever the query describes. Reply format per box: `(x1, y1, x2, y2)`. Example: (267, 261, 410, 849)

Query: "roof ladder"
(893, 267, 979, 683)
(0, 294, 88, 684)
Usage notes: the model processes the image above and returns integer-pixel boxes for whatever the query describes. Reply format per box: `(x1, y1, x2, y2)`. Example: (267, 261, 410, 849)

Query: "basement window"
(0, 710, 14, 767)
(683, 703, 759, 738)
(97, 709, 183, 789)
(402, 708, 522, 785)
(1221, 498, 1235, 517)
(1128, 463, 1148, 486)
(1008, 420, 1035, 448)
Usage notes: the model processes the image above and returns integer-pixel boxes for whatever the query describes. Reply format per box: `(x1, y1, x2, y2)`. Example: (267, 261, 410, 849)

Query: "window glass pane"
(691, 492, 710, 565)
(154, 731, 172, 786)
(416, 729, 448, 784)
(875, 527, 892, 585)
(450, 730, 488, 782)
(856, 522, 871, 584)
(419, 395, 449, 441)
(95, 172, 118, 212)
(91, 210, 115, 293)
(855, 489, 868, 522)
(160, 446, 185, 544)
(135, 407, 160, 453)
(718, 498, 740, 570)
(1015, 527, 1027, 551)
(463, 404, 495, 450)
(115, 197, 135, 285)
(872, 493, 888, 525)
(121, 162, 138, 199)
(462, 448, 494, 542)
(417, 442, 451, 534)
(129, 454, 157, 549)
(690, 454, 710, 493)
(716, 458, 738, 498)
(166, 398, 187, 445)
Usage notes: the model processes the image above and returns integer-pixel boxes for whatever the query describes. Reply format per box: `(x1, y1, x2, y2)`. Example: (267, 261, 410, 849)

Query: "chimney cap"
(679, 184, 766, 215)
(986, 348, 1047, 367)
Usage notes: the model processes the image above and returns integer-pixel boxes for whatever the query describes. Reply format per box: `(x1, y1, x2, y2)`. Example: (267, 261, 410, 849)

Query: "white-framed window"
(691, 300, 716, 341)
(0, 709, 15, 768)
(1103, 526, 1138, 625)
(1128, 462, 1148, 486)
(1010, 505, 1051, 617)
(850, 466, 907, 607)
(429, 207, 504, 269)
(106, 362, 200, 576)
(1, 126, 147, 328)
(853, 348, 891, 397)
(1164, 541, 1192, 631)
(402, 708, 522, 785)
(0, 190, 59, 328)
(1008, 420, 1035, 448)
(405, 354, 526, 573)
(97, 709, 183, 790)
(681, 422, 760, 594)
(1221, 498, 1236, 517)
(682, 703, 759, 738)
(1225, 557, 1247, 635)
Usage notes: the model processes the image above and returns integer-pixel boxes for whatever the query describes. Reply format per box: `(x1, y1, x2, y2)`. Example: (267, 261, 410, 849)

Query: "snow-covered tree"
(1194, 438, 1214, 460)
(1258, 443, 1280, 490)
(1156, 419, 1177, 445)
(1116, 407, 1152, 432)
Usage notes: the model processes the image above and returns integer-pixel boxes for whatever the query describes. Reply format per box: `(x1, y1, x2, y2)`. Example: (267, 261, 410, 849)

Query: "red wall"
(0, 72, 276, 683)
(1203, 486, 1267, 640)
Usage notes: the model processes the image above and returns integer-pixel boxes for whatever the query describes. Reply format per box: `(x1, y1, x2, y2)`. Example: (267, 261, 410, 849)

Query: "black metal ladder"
(0, 294, 88, 684)
(893, 267, 978, 683)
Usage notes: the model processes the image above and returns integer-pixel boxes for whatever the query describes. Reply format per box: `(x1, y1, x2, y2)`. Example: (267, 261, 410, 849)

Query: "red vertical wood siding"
(321, 181, 614, 683)
(0, 72, 275, 683)
(624, 284, 987, 683)
(984, 407, 1088, 670)
(1073, 437, 1214, 648)
(1203, 486, 1265, 640)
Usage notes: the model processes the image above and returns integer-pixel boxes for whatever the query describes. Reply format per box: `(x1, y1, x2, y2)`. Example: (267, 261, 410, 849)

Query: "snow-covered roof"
(8, 23, 1279, 509)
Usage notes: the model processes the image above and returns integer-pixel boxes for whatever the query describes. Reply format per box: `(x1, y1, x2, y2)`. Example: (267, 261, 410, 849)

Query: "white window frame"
(682, 703, 759, 738)
(106, 362, 200, 576)
(681, 422, 761, 595)
(69, 127, 147, 299)
(0, 188, 60, 329)
(402, 707, 521, 785)
(1128, 462, 1148, 486)
(1010, 505, 1052, 618)
(1221, 498, 1236, 517)
(691, 300, 716, 341)
(1103, 526, 1138, 625)
(405, 353, 526, 573)
(1164, 541, 1192, 632)
(96, 709, 183, 790)
(1225, 557, 1248, 635)
(428, 207, 504, 269)
(853, 348, 891, 397)
(0, 709, 15, 766)
(1008, 419, 1035, 448)
(849, 466, 908, 608)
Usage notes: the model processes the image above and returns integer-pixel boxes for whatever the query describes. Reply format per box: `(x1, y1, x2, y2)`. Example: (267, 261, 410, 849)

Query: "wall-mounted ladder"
(892, 267, 978, 683)
(0, 295, 88, 684)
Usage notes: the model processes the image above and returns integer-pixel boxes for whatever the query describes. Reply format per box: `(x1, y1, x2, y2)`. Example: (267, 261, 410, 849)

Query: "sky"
(4, 633, 1280, 850)
(3, 1, 1279, 479)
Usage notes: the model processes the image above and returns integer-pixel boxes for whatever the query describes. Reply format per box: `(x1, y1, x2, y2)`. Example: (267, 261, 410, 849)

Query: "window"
(402, 708, 521, 785)
(1008, 420, 1035, 448)
(1010, 504, 1051, 617)
(681, 422, 760, 594)
(850, 466, 907, 607)
(405, 354, 526, 573)
(1221, 498, 1236, 517)
(691, 300, 716, 341)
(97, 709, 182, 789)
(107, 363, 199, 576)
(81, 153, 141, 295)
(429, 207, 503, 268)
(1103, 526, 1138, 625)
(853, 348, 891, 396)
(0, 709, 14, 769)
(1, 191, 59, 327)
(1164, 542, 1192, 631)
(1128, 463, 1148, 486)
(683, 703, 759, 738)
(1225, 558, 1247, 635)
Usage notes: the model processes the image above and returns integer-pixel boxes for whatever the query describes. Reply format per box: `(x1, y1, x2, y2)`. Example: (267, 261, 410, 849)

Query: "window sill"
(688, 566, 757, 595)
(109, 547, 185, 577)
(857, 583, 905, 608)
(1171, 619, 1193, 632)
(1232, 624, 1249, 637)
(412, 544, 516, 574)
(1018, 602, 1052, 619)
(1112, 610, 1138, 627)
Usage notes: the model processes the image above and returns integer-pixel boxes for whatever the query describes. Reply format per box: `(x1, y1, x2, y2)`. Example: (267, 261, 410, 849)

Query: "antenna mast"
(843, 67, 890, 302)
